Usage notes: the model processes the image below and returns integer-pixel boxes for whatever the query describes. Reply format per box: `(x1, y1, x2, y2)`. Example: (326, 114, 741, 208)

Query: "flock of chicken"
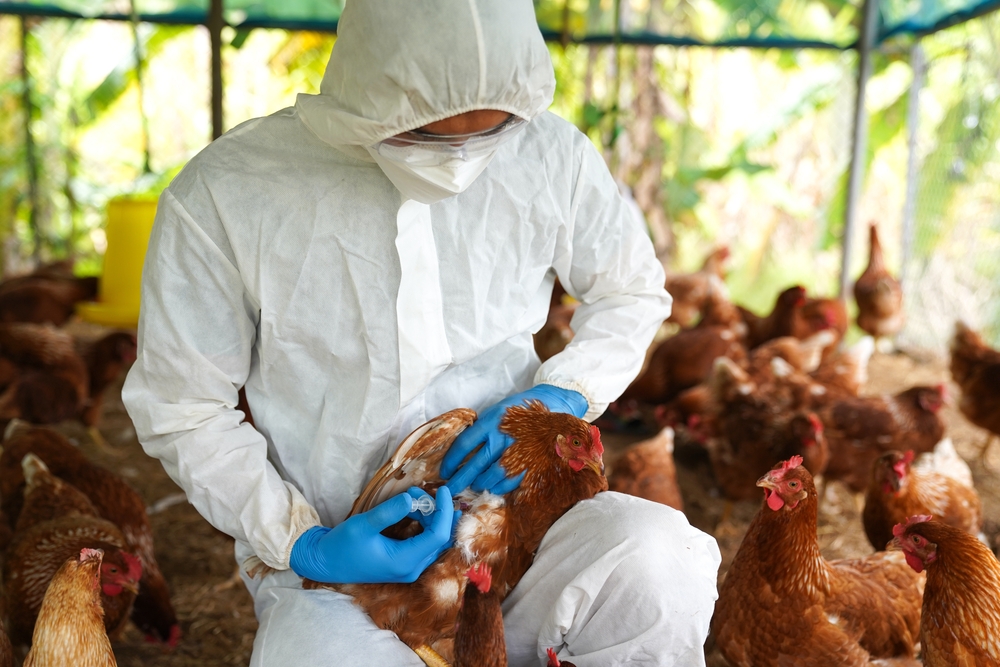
(0, 263, 178, 666)
(0, 218, 997, 667)
(537, 223, 1000, 665)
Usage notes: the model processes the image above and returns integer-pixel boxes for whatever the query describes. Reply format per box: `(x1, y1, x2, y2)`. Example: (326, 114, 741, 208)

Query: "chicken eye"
(911, 536, 922, 546)
(572, 438, 581, 447)
(788, 481, 799, 489)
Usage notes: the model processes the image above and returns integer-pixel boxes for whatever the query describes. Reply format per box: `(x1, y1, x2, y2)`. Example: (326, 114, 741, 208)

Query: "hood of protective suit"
(296, 0, 556, 149)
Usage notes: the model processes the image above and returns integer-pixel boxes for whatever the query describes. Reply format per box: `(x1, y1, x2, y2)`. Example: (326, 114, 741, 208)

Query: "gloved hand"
(289, 486, 459, 584)
(441, 384, 588, 495)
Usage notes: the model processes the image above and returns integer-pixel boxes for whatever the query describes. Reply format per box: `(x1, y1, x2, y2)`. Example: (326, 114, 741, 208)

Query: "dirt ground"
(34, 344, 1000, 666)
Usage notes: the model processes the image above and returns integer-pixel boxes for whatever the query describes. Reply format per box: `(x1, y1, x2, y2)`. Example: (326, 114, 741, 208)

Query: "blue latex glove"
(441, 384, 588, 495)
(289, 486, 460, 584)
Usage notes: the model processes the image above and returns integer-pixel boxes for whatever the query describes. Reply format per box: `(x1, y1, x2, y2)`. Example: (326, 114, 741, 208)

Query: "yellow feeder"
(76, 197, 157, 328)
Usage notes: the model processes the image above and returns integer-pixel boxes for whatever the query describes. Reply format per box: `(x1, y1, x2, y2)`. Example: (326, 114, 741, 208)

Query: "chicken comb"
(783, 455, 804, 472)
(466, 563, 492, 594)
(546, 648, 562, 667)
(769, 455, 804, 481)
(892, 514, 932, 538)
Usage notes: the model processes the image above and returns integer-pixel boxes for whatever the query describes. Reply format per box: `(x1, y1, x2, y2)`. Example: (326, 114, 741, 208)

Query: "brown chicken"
(664, 246, 730, 327)
(533, 279, 577, 362)
(4, 454, 142, 646)
(854, 223, 904, 340)
(713, 457, 924, 666)
(0, 323, 88, 424)
(297, 403, 607, 664)
(791, 296, 849, 349)
(863, 450, 981, 551)
(0, 424, 179, 645)
(77, 331, 137, 428)
(819, 384, 948, 492)
(949, 321, 1000, 459)
(454, 563, 506, 667)
(706, 358, 828, 501)
(737, 285, 807, 349)
(0, 326, 135, 441)
(607, 427, 683, 511)
(619, 325, 746, 406)
(893, 516, 1000, 665)
(21, 548, 118, 667)
(0, 273, 99, 327)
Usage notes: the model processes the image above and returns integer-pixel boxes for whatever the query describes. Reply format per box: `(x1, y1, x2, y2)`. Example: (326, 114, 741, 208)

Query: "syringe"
(410, 494, 436, 516)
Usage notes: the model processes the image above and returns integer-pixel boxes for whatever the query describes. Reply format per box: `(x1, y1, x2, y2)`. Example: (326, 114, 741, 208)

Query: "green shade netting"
(0, 0, 997, 46)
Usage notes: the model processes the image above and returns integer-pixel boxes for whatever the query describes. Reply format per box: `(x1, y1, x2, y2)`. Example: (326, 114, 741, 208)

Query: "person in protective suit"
(122, 1, 720, 665)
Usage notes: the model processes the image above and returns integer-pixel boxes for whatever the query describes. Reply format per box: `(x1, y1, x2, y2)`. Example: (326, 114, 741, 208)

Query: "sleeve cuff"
(535, 379, 605, 423)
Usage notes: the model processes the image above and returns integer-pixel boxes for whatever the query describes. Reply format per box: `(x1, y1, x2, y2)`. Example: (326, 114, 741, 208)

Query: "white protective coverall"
(121, 0, 720, 665)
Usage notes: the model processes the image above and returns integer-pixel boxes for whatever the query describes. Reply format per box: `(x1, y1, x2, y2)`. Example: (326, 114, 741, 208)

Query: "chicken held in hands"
(713, 456, 924, 666)
(893, 515, 1000, 665)
(863, 450, 982, 551)
(607, 426, 683, 511)
(300, 402, 607, 663)
(819, 384, 948, 492)
(22, 548, 118, 667)
(949, 321, 1000, 459)
(854, 223, 904, 341)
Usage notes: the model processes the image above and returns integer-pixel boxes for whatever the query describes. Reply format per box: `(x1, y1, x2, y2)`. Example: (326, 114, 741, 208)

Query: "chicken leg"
(414, 645, 451, 667)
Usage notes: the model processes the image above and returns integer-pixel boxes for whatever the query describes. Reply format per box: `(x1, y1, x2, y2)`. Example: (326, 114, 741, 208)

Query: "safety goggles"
(372, 114, 528, 163)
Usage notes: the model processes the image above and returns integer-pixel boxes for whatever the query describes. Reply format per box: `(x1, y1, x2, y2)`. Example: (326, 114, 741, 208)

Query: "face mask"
(366, 145, 499, 205)
(366, 115, 527, 204)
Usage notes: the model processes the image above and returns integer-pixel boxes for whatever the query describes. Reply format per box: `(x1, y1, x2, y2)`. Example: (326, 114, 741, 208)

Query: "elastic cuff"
(282, 520, 323, 571)
(535, 380, 604, 423)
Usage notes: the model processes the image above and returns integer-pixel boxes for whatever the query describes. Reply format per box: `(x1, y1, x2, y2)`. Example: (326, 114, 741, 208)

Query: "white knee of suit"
(503, 491, 721, 667)
(238, 491, 720, 667)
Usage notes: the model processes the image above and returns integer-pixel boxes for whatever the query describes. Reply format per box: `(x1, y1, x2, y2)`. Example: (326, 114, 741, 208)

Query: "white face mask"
(366, 145, 499, 205)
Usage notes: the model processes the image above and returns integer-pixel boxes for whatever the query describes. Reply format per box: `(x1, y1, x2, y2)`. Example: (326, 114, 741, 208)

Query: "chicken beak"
(123, 580, 140, 595)
(756, 473, 777, 490)
(586, 458, 605, 477)
(886, 536, 903, 552)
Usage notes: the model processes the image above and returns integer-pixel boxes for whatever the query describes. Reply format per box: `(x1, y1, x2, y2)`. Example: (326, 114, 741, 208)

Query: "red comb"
(892, 515, 932, 538)
(546, 648, 561, 667)
(783, 455, 803, 471)
(466, 563, 492, 594)
(902, 450, 915, 465)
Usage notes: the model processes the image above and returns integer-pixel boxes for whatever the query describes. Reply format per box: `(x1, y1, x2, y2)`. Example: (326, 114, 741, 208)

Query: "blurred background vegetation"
(0, 0, 997, 349)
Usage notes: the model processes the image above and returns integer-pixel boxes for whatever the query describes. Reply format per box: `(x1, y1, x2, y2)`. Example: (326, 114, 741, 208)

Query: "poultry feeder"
(76, 197, 156, 328)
